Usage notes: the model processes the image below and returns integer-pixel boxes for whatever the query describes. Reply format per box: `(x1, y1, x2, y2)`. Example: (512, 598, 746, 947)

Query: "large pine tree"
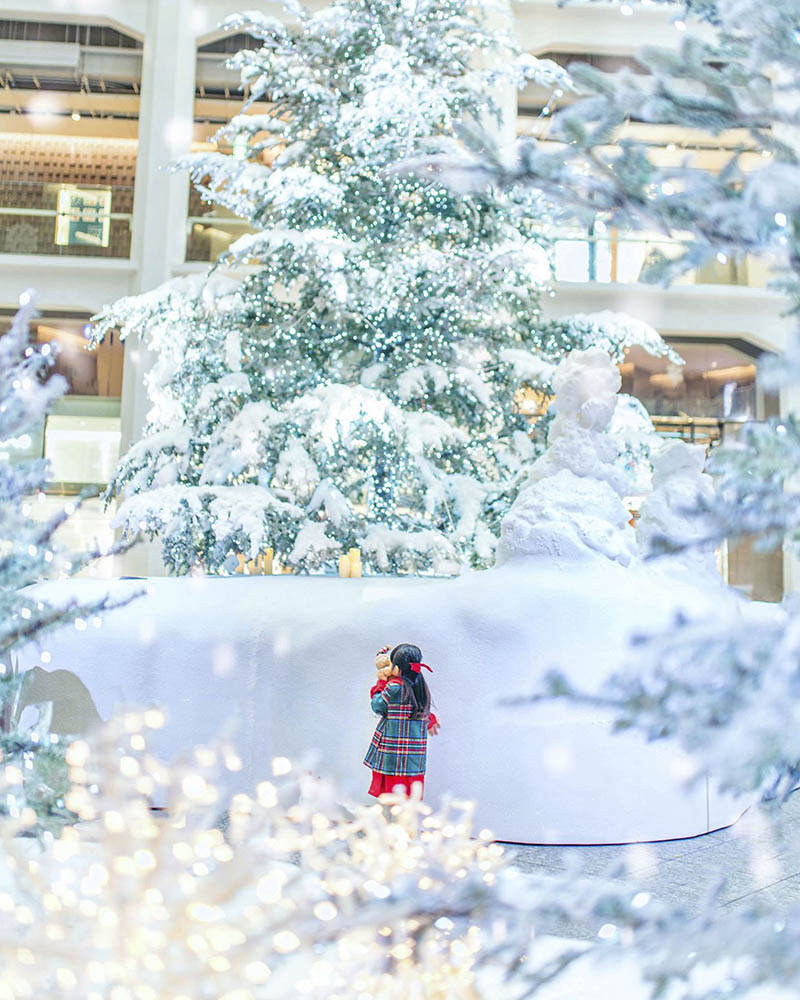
(94, 0, 671, 575)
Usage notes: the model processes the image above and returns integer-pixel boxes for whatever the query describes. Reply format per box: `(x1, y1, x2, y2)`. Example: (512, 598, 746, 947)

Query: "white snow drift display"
(637, 440, 720, 575)
(24, 351, 747, 844)
(497, 347, 637, 567)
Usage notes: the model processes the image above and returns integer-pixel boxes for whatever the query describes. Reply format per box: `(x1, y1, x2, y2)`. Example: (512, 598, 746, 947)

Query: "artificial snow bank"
(26, 559, 747, 845)
(497, 348, 636, 567)
(24, 348, 749, 844)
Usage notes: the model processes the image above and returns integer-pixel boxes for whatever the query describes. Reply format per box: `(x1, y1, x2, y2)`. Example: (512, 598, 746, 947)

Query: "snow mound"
(637, 440, 718, 573)
(499, 469, 636, 564)
(497, 348, 635, 566)
(24, 560, 746, 845)
(609, 393, 664, 494)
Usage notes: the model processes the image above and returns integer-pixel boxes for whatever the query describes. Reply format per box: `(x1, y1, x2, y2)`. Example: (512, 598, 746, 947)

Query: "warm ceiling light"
(37, 323, 89, 346)
(702, 365, 757, 383)
(649, 373, 684, 390)
(26, 92, 59, 123)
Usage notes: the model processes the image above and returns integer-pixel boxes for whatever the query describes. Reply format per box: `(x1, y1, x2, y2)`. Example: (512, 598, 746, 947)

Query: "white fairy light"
(271, 756, 292, 776)
(143, 708, 165, 729)
(0, 716, 589, 999)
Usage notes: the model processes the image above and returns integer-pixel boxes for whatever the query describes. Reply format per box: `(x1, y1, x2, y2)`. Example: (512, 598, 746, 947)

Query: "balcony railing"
(0, 180, 133, 257)
(553, 230, 771, 288)
(185, 215, 773, 289)
(0, 171, 780, 288)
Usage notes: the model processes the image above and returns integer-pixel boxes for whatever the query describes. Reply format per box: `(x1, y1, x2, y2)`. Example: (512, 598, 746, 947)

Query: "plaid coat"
(364, 682, 428, 777)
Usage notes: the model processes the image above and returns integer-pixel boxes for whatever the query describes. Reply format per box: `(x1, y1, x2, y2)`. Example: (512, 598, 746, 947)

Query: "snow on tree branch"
(0, 295, 138, 831)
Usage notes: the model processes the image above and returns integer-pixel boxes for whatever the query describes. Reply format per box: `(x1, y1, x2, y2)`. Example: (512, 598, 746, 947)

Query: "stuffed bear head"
(375, 645, 399, 680)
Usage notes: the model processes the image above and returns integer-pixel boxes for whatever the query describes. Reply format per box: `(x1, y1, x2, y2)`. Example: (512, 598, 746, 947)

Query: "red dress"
(367, 678, 438, 799)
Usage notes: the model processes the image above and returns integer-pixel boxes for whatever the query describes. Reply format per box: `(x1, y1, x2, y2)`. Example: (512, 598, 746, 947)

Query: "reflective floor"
(508, 791, 800, 939)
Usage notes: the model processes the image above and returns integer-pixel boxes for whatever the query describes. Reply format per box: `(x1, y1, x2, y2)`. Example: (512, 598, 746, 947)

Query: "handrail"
(187, 215, 252, 226)
(0, 207, 132, 221)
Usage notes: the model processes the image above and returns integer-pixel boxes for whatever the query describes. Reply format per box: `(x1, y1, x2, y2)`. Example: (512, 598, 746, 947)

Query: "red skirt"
(368, 771, 424, 799)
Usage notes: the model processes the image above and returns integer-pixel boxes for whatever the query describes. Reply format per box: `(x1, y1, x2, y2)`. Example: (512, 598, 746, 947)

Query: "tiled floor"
(506, 792, 800, 938)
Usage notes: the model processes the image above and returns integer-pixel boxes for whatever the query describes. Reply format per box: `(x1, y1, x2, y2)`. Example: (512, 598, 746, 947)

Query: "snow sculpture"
(609, 393, 665, 495)
(637, 441, 719, 575)
(496, 347, 636, 566)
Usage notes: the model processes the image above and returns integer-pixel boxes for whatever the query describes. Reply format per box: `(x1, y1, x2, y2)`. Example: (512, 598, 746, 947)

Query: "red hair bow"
(410, 662, 433, 674)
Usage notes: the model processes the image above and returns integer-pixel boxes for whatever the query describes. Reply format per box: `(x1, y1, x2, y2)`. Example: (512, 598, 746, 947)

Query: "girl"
(364, 642, 439, 799)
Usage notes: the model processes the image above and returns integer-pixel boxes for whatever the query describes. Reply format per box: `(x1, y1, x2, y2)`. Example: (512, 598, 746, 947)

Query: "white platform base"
(23, 560, 748, 844)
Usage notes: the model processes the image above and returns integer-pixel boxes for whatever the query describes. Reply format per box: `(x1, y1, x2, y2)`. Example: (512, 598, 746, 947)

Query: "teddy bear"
(371, 645, 400, 697)
(375, 645, 399, 680)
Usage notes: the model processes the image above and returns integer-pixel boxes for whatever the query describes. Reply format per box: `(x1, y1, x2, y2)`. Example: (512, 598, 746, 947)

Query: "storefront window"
(621, 339, 759, 421)
(1, 311, 123, 398)
(32, 316, 123, 398)
(0, 313, 122, 488)
(44, 413, 121, 487)
(621, 336, 782, 601)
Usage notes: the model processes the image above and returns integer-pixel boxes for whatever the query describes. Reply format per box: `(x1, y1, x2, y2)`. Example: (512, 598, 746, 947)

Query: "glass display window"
(620, 338, 760, 421)
(43, 412, 121, 486)
(0, 312, 124, 398)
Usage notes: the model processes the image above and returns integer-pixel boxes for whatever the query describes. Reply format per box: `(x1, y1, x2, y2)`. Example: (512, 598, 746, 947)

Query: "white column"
(122, 0, 195, 452)
(117, 0, 196, 576)
(481, 0, 518, 157)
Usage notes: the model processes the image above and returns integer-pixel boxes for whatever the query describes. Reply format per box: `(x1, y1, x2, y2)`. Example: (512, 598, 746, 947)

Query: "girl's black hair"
(390, 643, 432, 720)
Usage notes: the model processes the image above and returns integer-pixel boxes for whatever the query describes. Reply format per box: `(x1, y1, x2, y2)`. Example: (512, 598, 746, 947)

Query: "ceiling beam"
(0, 1, 147, 39)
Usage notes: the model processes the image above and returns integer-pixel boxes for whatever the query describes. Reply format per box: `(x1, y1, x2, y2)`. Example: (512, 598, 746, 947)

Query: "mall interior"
(0, 0, 793, 598)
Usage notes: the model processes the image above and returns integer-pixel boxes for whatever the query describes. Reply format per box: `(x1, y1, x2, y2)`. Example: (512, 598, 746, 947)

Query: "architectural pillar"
(117, 0, 196, 575)
(772, 68, 800, 594)
(122, 0, 195, 452)
(481, 0, 518, 158)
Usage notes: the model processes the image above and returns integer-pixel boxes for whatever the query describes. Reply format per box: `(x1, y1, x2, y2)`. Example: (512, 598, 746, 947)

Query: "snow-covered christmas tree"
(0, 295, 130, 832)
(93, 0, 674, 577)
